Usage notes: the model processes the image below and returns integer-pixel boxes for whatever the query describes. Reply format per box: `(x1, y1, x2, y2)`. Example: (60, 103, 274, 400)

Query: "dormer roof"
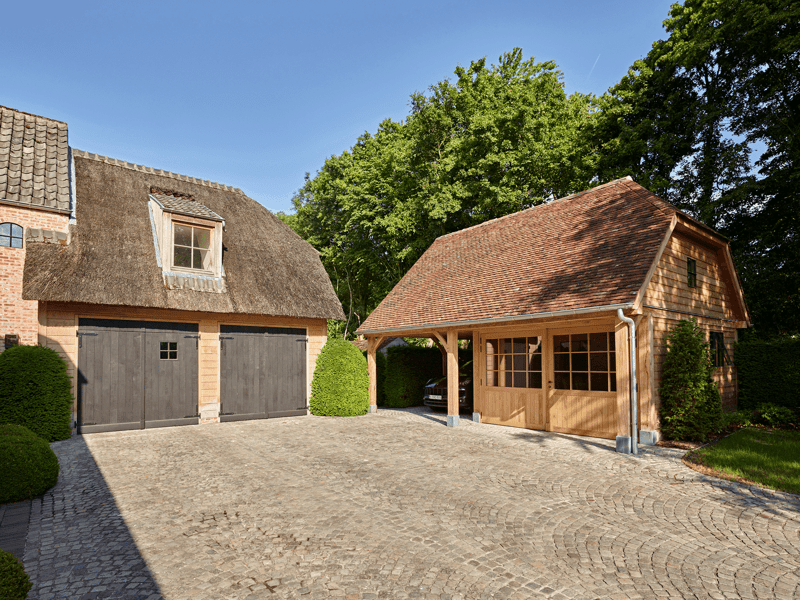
(150, 190, 224, 222)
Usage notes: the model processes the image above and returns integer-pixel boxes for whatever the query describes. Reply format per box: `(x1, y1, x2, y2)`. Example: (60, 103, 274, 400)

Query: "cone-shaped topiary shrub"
(0, 549, 32, 600)
(0, 424, 60, 504)
(310, 338, 369, 416)
(0, 345, 72, 441)
(659, 319, 723, 442)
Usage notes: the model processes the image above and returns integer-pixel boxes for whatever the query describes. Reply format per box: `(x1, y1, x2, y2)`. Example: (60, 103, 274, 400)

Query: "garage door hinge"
(184, 413, 200, 419)
(184, 334, 200, 348)
(76, 331, 98, 348)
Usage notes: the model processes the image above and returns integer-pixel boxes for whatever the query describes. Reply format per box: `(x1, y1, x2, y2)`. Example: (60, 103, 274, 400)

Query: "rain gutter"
(357, 303, 634, 335)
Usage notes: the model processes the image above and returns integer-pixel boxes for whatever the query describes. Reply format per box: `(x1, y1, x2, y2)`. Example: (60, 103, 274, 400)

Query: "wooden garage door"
(77, 319, 199, 433)
(219, 325, 307, 422)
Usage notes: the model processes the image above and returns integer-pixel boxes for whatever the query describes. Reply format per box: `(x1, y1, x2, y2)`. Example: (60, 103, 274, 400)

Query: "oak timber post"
(367, 335, 384, 413)
(446, 329, 459, 427)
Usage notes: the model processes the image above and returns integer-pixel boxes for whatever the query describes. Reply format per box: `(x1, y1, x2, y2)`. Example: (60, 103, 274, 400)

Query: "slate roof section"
(0, 106, 71, 212)
(23, 154, 346, 320)
(358, 178, 677, 333)
(151, 192, 224, 222)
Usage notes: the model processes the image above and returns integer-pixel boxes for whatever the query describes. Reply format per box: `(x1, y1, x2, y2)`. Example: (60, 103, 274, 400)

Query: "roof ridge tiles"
(435, 176, 638, 242)
(0, 105, 68, 127)
(71, 148, 246, 195)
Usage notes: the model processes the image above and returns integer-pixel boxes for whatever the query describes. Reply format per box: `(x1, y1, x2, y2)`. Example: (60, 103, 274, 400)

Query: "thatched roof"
(23, 151, 345, 320)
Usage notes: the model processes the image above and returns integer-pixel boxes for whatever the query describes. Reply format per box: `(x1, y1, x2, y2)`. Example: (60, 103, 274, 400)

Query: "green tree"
(659, 319, 723, 442)
(591, 0, 799, 335)
(292, 49, 598, 332)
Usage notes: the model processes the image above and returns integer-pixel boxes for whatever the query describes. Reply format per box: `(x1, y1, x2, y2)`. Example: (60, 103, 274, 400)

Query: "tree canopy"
(290, 49, 597, 335)
(590, 0, 799, 335)
(288, 2, 799, 337)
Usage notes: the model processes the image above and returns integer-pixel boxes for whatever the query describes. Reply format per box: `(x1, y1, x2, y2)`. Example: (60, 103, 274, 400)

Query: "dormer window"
(147, 188, 226, 291)
(173, 223, 213, 272)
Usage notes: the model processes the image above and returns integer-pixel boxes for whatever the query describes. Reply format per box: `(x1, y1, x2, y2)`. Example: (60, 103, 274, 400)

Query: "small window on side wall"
(687, 257, 697, 288)
(709, 332, 730, 368)
(0, 223, 23, 248)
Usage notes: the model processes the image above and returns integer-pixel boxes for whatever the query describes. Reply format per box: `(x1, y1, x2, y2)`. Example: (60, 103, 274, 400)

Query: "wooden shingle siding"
(644, 233, 738, 318)
(650, 311, 738, 413)
(38, 301, 327, 424)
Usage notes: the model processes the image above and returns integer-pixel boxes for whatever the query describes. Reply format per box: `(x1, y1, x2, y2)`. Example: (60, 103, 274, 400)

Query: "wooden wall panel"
(548, 391, 617, 439)
(650, 310, 738, 413)
(643, 233, 739, 319)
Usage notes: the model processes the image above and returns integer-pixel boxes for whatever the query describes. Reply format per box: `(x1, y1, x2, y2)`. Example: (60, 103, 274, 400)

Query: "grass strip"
(684, 427, 800, 495)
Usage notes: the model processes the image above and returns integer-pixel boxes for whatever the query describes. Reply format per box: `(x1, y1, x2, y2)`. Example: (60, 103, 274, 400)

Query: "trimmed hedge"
(0, 345, 72, 441)
(384, 346, 443, 408)
(361, 349, 386, 406)
(735, 337, 800, 411)
(659, 319, 723, 442)
(310, 338, 369, 416)
(382, 346, 470, 408)
(0, 424, 60, 504)
(0, 549, 32, 600)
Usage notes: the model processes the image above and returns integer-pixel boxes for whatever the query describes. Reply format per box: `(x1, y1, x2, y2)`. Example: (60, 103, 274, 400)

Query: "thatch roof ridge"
(72, 149, 245, 195)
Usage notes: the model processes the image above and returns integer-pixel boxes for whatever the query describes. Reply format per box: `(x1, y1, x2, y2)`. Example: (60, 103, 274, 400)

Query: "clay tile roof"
(150, 192, 224, 222)
(0, 105, 71, 213)
(357, 178, 677, 334)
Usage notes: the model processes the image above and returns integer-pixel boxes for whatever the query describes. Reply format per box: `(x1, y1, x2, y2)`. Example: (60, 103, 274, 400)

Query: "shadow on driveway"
(24, 435, 162, 600)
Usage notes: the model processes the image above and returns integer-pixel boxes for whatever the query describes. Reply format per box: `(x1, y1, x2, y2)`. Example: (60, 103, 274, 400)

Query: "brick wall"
(0, 204, 69, 347)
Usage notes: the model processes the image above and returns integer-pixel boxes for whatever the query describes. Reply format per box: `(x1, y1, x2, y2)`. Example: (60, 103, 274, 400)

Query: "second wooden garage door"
(219, 325, 307, 422)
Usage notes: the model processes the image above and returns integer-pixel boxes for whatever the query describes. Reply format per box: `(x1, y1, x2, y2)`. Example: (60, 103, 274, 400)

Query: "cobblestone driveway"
(25, 409, 800, 600)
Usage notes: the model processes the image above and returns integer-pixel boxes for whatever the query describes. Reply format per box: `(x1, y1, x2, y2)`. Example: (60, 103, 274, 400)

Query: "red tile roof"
(358, 178, 676, 333)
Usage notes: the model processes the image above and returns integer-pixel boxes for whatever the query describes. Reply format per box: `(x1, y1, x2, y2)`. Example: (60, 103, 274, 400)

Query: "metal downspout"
(617, 309, 638, 455)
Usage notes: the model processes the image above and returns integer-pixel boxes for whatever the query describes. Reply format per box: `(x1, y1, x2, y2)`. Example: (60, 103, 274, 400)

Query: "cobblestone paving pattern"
(27, 408, 800, 600)
(24, 435, 162, 599)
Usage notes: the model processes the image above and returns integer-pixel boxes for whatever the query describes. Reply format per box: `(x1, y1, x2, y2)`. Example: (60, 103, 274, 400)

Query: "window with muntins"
(687, 257, 697, 288)
(160, 342, 178, 360)
(709, 331, 730, 368)
(486, 337, 542, 388)
(553, 332, 616, 391)
(0, 223, 23, 248)
(173, 223, 212, 272)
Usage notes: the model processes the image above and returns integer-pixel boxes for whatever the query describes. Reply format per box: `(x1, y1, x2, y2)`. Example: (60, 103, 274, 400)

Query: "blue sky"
(3, 1, 676, 214)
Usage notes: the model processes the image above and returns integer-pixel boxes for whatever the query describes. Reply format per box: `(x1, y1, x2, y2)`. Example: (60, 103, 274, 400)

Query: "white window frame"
(171, 220, 215, 275)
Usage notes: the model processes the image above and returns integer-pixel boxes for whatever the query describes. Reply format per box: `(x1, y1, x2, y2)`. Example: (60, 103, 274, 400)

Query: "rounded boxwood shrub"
(0, 345, 72, 442)
(310, 338, 369, 416)
(659, 319, 723, 442)
(0, 549, 32, 600)
(0, 424, 60, 504)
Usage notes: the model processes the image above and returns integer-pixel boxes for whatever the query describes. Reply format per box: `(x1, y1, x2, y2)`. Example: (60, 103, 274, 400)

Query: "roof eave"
(356, 302, 635, 335)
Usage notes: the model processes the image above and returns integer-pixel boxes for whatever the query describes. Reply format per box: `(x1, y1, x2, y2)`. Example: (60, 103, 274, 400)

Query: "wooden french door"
(477, 332, 546, 430)
(546, 327, 618, 439)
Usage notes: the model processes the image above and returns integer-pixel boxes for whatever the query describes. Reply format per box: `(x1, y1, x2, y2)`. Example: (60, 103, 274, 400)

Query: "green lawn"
(685, 428, 800, 495)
